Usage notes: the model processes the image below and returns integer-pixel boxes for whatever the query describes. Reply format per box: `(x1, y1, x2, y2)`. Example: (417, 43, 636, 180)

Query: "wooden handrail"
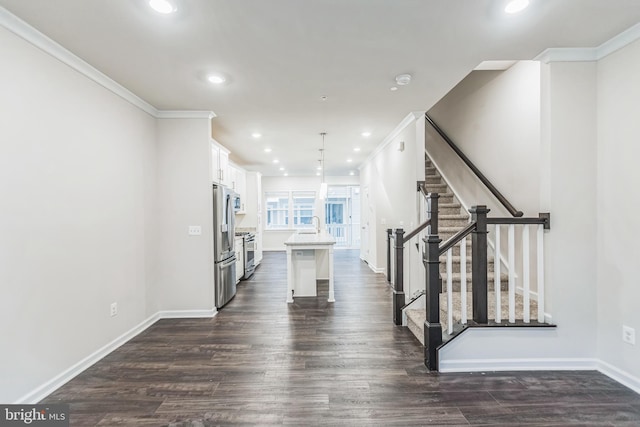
(487, 212, 551, 230)
(438, 222, 476, 256)
(403, 219, 431, 245)
(425, 113, 524, 217)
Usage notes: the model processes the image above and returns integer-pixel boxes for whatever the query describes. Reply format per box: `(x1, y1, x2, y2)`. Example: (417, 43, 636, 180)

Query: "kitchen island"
(284, 232, 336, 303)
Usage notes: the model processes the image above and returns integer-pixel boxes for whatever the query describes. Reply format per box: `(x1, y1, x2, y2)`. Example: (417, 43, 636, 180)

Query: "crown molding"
(156, 110, 217, 119)
(597, 22, 640, 59)
(0, 6, 215, 120)
(535, 48, 597, 64)
(535, 22, 640, 63)
(361, 111, 424, 167)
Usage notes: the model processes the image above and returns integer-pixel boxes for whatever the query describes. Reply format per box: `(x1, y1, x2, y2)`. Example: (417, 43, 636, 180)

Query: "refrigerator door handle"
(220, 256, 236, 268)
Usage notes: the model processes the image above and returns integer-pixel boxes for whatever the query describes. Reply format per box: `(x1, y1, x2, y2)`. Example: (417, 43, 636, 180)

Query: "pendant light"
(319, 132, 328, 200)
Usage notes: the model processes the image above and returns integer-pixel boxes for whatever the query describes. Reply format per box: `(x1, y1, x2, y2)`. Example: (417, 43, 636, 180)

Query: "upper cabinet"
(211, 138, 231, 186)
(228, 164, 247, 214)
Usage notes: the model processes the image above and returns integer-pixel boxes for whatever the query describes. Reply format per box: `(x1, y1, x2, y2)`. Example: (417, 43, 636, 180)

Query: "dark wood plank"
(40, 250, 640, 426)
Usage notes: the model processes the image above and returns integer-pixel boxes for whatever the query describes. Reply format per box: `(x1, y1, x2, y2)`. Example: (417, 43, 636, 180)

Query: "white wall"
(427, 62, 541, 216)
(596, 39, 640, 380)
(153, 118, 215, 313)
(541, 61, 598, 335)
(359, 114, 424, 296)
(0, 26, 157, 402)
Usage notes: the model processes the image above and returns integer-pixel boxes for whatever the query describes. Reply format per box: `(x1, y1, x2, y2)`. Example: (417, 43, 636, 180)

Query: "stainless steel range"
(235, 231, 255, 279)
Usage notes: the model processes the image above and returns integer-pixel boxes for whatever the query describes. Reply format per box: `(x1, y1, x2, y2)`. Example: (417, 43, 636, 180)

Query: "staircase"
(405, 155, 537, 344)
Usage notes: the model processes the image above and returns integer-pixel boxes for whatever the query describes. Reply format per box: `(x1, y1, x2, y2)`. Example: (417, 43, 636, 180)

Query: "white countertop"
(284, 232, 336, 246)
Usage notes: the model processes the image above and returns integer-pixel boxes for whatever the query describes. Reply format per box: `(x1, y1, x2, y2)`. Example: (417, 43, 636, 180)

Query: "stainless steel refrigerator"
(213, 184, 238, 308)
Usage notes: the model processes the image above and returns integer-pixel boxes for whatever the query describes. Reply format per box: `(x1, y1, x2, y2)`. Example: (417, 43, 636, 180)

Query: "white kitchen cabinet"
(219, 148, 230, 186)
(211, 142, 220, 183)
(235, 237, 244, 283)
(255, 231, 263, 266)
(211, 138, 231, 185)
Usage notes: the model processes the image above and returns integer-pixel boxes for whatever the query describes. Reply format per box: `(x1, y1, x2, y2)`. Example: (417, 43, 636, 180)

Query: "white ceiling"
(2, 0, 639, 177)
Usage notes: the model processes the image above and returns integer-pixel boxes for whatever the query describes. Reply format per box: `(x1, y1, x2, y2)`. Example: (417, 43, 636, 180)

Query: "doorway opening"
(325, 186, 360, 249)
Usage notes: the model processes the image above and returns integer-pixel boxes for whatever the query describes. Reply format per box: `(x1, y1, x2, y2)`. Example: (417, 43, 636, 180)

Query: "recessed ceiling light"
(390, 87, 398, 91)
(207, 74, 226, 84)
(505, 0, 529, 14)
(284, 173, 289, 177)
(316, 166, 322, 170)
(273, 159, 279, 164)
(354, 147, 361, 152)
(347, 159, 353, 163)
(395, 74, 412, 86)
(264, 148, 272, 153)
(349, 171, 355, 176)
(361, 132, 371, 137)
(149, 0, 176, 14)
(316, 172, 321, 176)
(252, 132, 262, 138)
(279, 167, 285, 171)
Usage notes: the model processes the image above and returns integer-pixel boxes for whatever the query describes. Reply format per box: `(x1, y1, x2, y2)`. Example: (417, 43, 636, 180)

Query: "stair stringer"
(436, 326, 596, 373)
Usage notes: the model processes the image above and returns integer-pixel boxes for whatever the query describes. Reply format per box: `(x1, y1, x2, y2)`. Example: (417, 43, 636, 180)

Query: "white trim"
(598, 360, 640, 394)
(360, 111, 424, 168)
(14, 309, 217, 404)
(0, 7, 215, 120)
(597, 22, 640, 60)
(439, 357, 598, 373)
(366, 262, 385, 274)
(157, 309, 217, 319)
(0, 6, 157, 117)
(535, 22, 640, 63)
(156, 110, 217, 119)
(439, 357, 639, 395)
(535, 48, 597, 64)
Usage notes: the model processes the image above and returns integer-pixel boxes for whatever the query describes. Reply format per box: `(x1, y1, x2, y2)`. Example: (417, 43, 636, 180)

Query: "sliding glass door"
(325, 186, 360, 248)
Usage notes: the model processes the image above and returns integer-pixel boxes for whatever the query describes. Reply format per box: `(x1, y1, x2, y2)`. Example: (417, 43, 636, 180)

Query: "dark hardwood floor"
(43, 250, 640, 426)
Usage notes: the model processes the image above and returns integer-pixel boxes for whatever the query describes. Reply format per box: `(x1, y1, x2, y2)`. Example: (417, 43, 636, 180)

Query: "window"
(293, 191, 316, 228)
(265, 192, 289, 229)
(265, 191, 316, 230)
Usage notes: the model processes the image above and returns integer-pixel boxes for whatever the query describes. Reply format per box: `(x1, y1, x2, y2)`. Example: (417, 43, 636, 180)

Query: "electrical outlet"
(110, 302, 118, 317)
(622, 325, 635, 345)
(188, 225, 202, 236)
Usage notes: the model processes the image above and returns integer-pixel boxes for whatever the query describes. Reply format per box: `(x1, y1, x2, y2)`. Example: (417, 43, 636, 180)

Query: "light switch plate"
(188, 225, 202, 236)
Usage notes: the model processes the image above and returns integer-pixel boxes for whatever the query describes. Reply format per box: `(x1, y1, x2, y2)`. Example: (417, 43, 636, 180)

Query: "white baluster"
(494, 225, 501, 323)
(447, 248, 453, 334)
(522, 225, 530, 323)
(460, 238, 467, 325)
(537, 224, 545, 323)
(508, 224, 516, 323)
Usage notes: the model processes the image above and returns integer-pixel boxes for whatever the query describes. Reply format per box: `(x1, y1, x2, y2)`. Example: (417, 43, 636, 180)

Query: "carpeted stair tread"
(405, 292, 539, 344)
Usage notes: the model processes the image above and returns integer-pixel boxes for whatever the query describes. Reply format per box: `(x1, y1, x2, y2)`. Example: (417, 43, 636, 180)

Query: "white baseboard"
(15, 309, 217, 404)
(439, 357, 598, 373)
(157, 309, 217, 319)
(366, 262, 385, 274)
(598, 360, 640, 394)
(439, 357, 640, 395)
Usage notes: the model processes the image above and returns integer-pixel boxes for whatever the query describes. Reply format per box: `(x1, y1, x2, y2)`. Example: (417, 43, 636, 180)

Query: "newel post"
(470, 205, 490, 324)
(386, 228, 392, 283)
(392, 228, 405, 325)
(424, 193, 442, 370)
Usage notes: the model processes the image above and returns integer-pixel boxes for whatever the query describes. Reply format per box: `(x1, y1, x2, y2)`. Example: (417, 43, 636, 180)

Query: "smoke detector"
(395, 74, 412, 86)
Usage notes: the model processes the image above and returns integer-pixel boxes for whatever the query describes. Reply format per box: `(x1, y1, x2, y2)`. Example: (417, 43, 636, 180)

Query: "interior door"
(360, 185, 369, 263)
